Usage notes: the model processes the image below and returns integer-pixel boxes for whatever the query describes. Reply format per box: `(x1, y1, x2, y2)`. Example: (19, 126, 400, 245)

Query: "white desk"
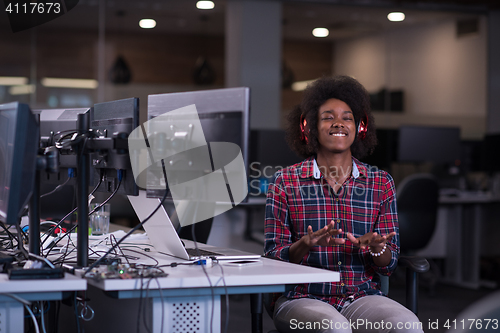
(0, 273, 86, 333)
(74, 239, 339, 333)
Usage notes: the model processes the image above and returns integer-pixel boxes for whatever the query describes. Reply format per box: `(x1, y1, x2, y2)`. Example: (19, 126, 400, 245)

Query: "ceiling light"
(387, 12, 405, 22)
(41, 78, 98, 89)
(139, 19, 156, 29)
(292, 79, 316, 92)
(196, 1, 215, 10)
(0, 76, 28, 86)
(9, 85, 35, 95)
(312, 28, 329, 38)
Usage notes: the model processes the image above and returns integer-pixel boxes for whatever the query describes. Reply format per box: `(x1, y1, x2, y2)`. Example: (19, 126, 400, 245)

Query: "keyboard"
(185, 248, 222, 257)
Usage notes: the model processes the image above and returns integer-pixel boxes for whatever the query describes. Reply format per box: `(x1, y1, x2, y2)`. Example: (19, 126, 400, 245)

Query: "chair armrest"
(399, 256, 430, 274)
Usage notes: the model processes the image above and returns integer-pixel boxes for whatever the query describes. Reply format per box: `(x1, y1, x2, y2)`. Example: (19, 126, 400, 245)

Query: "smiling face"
(317, 98, 356, 155)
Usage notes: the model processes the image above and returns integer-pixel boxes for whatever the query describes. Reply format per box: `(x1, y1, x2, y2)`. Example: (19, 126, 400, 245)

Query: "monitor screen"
(144, 87, 250, 203)
(90, 97, 140, 196)
(397, 125, 461, 164)
(0, 102, 39, 225)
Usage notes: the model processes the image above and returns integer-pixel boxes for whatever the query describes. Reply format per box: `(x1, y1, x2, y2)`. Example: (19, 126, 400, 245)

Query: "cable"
(74, 292, 81, 333)
(40, 301, 48, 333)
(83, 186, 170, 277)
(190, 219, 215, 333)
(25, 304, 41, 333)
(216, 261, 230, 333)
(45, 176, 122, 258)
(40, 169, 74, 198)
(41, 170, 104, 252)
(154, 277, 165, 333)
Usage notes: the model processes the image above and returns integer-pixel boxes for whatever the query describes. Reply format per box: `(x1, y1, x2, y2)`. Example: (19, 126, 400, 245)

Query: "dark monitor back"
(481, 134, 500, 173)
(34, 108, 91, 185)
(362, 128, 399, 171)
(91, 97, 139, 196)
(249, 129, 301, 173)
(0, 102, 39, 225)
(398, 125, 461, 164)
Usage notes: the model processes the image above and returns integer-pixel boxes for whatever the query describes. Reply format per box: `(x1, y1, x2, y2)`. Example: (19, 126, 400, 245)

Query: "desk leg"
(0, 301, 24, 333)
(250, 293, 263, 333)
(443, 204, 482, 289)
(152, 296, 221, 333)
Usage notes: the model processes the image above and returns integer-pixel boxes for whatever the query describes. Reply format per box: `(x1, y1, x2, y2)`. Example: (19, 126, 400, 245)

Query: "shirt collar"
(307, 158, 362, 180)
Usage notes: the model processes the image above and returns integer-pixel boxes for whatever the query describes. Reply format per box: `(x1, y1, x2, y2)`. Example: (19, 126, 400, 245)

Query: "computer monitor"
(362, 128, 399, 171)
(33, 108, 91, 220)
(397, 125, 461, 164)
(144, 87, 250, 202)
(90, 97, 140, 196)
(0, 102, 39, 225)
(481, 134, 500, 174)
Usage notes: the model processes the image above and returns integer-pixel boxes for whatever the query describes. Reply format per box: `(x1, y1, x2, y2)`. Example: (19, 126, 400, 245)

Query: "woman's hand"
(289, 220, 345, 264)
(304, 220, 345, 247)
(346, 231, 396, 266)
(346, 231, 396, 251)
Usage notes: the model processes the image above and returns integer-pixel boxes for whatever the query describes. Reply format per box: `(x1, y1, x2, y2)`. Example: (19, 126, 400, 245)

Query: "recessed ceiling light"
(139, 19, 156, 29)
(41, 78, 98, 89)
(9, 85, 35, 95)
(0, 76, 29, 86)
(312, 28, 329, 38)
(196, 1, 215, 10)
(387, 12, 405, 22)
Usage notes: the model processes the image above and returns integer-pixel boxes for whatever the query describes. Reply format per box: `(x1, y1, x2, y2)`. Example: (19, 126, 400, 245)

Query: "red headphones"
(357, 114, 368, 140)
(300, 114, 309, 144)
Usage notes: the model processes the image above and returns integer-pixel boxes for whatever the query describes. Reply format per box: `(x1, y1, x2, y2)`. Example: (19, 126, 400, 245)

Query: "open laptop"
(128, 191, 262, 261)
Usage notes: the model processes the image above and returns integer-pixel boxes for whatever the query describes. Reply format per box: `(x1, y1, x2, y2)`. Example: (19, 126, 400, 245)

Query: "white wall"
(335, 17, 488, 139)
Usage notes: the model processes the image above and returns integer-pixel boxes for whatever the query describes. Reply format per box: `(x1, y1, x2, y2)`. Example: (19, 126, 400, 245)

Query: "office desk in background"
(0, 273, 86, 333)
(69, 238, 339, 333)
(435, 191, 499, 289)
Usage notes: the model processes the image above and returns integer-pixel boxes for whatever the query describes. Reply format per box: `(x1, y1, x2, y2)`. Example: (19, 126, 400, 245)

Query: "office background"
(2, 0, 500, 331)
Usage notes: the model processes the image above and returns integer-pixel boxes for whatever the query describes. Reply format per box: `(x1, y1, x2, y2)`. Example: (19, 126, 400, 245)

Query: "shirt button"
(336, 198, 340, 202)
(338, 261, 342, 265)
(341, 283, 345, 286)
(337, 219, 340, 223)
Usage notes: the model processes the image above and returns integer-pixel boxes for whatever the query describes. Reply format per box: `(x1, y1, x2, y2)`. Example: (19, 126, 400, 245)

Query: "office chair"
(396, 173, 440, 297)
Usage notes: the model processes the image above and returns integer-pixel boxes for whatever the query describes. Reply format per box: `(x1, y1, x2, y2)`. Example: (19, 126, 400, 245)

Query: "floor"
(208, 205, 499, 333)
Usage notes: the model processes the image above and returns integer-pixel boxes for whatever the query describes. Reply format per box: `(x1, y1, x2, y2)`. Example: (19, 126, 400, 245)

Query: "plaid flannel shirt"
(264, 156, 399, 311)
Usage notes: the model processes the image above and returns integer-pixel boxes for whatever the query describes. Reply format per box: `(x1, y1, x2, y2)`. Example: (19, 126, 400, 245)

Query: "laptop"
(128, 191, 262, 261)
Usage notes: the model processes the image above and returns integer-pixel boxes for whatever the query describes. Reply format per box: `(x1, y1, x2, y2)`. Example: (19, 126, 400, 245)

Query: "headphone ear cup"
(300, 115, 309, 144)
(357, 116, 368, 140)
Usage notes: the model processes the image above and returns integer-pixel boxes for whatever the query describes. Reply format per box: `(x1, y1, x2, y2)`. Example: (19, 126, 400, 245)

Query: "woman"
(264, 75, 423, 333)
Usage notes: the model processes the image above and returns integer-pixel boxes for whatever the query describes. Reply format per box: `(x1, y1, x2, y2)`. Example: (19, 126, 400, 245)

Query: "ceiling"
(0, 0, 494, 40)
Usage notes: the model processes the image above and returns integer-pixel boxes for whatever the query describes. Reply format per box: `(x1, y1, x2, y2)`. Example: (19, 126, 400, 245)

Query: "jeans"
(273, 295, 424, 333)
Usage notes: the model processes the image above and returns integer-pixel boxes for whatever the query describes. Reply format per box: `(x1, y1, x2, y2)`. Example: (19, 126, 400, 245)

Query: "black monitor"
(362, 128, 399, 171)
(397, 125, 461, 164)
(144, 87, 250, 203)
(90, 97, 140, 196)
(0, 102, 39, 225)
(33, 108, 91, 220)
(481, 134, 500, 174)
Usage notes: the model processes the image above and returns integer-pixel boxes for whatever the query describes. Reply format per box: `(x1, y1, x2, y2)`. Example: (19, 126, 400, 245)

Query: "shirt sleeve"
(264, 172, 293, 262)
(369, 172, 400, 275)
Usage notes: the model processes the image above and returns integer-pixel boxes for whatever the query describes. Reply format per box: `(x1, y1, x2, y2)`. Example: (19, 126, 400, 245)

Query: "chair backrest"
(397, 173, 439, 252)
